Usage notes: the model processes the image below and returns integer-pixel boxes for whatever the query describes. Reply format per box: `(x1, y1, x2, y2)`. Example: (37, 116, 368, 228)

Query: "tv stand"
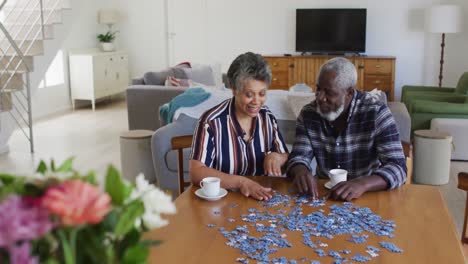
(263, 54, 396, 101)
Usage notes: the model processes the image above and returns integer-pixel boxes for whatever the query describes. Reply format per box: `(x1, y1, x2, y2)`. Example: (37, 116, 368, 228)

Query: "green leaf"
(101, 209, 119, 232)
(57, 229, 75, 264)
(57, 157, 75, 172)
(43, 259, 60, 264)
(36, 161, 47, 174)
(122, 244, 148, 264)
(117, 228, 141, 259)
(141, 240, 162, 247)
(76, 227, 108, 264)
(82, 171, 97, 185)
(50, 160, 56, 172)
(114, 200, 145, 238)
(0, 178, 26, 198)
(0, 173, 16, 184)
(105, 165, 132, 205)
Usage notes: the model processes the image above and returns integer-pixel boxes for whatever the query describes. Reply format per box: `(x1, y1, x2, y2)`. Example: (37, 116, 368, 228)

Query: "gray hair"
(317, 57, 357, 90)
(227, 52, 272, 93)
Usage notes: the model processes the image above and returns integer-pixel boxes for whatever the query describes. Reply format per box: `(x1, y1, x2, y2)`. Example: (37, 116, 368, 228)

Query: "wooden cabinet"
(264, 55, 396, 101)
(69, 50, 129, 110)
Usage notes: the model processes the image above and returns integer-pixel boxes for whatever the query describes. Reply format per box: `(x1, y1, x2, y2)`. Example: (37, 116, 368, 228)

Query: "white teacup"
(199, 177, 221, 197)
(329, 169, 348, 186)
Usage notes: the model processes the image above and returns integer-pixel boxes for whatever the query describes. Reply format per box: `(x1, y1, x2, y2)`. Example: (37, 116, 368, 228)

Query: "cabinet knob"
(358, 65, 364, 69)
(375, 64, 381, 68)
(374, 80, 381, 84)
(289, 64, 294, 68)
(273, 63, 278, 66)
(273, 78, 278, 81)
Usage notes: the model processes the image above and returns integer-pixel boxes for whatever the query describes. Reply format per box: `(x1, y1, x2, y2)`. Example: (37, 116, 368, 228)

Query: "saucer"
(324, 181, 334, 190)
(195, 188, 228, 201)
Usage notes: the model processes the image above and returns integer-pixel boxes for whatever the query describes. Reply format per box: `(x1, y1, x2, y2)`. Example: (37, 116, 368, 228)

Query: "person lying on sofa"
(287, 57, 407, 201)
(190, 52, 289, 201)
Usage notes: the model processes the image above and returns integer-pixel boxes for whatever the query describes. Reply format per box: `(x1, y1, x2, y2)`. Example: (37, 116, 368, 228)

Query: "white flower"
(131, 173, 176, 229)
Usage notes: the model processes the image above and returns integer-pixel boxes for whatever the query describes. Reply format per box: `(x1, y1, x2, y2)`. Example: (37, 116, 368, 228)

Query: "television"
(296, 9, 367, 53)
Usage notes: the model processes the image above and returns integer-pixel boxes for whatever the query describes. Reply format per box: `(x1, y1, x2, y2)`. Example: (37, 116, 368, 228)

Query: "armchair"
(401, 72, 468, 133)
(402, 72, 468, 105)
(407, 97, 468, 133)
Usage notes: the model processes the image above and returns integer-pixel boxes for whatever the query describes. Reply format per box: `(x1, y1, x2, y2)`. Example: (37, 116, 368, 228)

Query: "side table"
(413, 130, 452, 185)
(120, 130, 156, 183)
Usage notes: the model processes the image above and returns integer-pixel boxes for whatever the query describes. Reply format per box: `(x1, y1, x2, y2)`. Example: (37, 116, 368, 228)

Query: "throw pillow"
(368, 88, 388, 105)
(287, 92, 316, 118)
(165, 76, 191, 87)
(142, 62, 191, 85)
(182, 65, 216, 86)
(143, 70, 170, 85)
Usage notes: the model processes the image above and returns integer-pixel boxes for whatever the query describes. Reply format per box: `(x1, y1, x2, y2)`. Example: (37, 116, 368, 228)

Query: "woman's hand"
(263, 152, 287, 177)
(239, 178, 272, 200)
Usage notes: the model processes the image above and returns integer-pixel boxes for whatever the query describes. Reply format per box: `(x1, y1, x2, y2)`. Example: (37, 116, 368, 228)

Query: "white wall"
(35, 0, 468, 118)
(115, 0, 467, 100)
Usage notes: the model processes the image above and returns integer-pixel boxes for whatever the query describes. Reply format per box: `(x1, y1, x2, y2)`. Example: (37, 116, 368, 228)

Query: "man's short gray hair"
(227, 52, 272, 93)
(318, 57, 357, 90)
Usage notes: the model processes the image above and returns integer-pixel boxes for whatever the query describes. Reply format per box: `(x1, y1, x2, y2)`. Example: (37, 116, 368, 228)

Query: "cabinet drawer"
(365, 59, 393, 74)
(364, 75, 392, 91)
(265, 58, 290, 71)
(270, 71, 289, 88)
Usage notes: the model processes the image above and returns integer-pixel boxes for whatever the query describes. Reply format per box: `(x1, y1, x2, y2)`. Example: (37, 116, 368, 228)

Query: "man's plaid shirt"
(287, 90, 407, 189)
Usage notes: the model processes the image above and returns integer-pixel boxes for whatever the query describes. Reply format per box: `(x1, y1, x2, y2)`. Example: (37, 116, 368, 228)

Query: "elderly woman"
(190, 52, 288, 200)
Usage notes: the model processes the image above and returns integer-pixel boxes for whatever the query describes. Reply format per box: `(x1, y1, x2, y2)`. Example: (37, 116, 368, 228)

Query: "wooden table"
(146, 177, 464, 263)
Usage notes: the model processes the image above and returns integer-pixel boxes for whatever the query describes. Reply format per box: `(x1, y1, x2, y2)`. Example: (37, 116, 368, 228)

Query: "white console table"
(69, 49, 129, 110)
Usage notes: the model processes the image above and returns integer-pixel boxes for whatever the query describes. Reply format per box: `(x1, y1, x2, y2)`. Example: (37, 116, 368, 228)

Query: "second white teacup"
(200, 177, 221, 197)
(329, 169, 348, 186)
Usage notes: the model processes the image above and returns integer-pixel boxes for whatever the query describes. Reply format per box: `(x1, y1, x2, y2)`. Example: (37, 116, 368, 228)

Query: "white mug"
(199, 177, 221, 197)
(329, 169, 348, 186)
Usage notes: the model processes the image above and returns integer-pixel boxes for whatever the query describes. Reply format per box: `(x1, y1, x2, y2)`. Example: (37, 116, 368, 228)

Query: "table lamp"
(426, 5, 461, 87)
(98, 9, 119, 31)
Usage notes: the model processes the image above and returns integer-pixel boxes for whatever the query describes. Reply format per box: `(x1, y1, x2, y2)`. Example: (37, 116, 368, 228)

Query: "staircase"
(0, 0, 71, 153)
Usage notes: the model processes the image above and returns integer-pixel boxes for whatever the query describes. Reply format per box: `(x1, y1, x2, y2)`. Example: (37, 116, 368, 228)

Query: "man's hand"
(289, 165, 319, 198)
(264, 152, 286, 177)
(328, 178, 367, 201)
(327, 175, 388, 201)
(239, 178, 272, 201)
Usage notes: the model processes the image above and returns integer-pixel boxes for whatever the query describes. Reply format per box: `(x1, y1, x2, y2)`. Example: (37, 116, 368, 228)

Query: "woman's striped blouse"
(190, 97, 288, 176)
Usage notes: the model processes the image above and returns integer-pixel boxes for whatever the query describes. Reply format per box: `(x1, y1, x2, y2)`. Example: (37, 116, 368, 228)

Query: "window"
(38, 50, 64, 88)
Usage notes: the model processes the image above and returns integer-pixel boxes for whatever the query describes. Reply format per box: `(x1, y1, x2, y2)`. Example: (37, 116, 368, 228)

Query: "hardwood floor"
(0, 99, 127, 177)
(1, 99, 467, 237)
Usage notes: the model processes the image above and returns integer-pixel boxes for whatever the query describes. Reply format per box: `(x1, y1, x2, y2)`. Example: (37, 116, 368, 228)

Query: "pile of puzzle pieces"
(207, 191, 403, 263)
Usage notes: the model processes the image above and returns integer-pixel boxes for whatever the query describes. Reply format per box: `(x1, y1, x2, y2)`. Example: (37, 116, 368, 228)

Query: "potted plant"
(97, 31, 117, 52)
(0, 158, 176, 263)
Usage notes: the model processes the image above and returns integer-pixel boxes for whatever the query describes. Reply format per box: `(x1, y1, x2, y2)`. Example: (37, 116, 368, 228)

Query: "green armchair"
(402, 72, 468, 134)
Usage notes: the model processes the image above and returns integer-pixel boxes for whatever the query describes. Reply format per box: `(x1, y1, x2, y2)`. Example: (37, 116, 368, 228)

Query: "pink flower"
(42, 180, 111, 226)
(9, 242, 38, 264)
(0, 196, 54, 247)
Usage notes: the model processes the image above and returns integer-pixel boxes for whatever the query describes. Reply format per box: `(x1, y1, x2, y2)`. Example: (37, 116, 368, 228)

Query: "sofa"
(126, 77, 411, 196)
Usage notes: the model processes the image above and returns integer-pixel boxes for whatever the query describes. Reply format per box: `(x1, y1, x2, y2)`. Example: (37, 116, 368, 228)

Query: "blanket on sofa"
(159, 87, 211, 124)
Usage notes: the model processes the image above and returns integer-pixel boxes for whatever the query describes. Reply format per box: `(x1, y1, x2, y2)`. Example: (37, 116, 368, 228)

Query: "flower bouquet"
(0, 158, 176, 264)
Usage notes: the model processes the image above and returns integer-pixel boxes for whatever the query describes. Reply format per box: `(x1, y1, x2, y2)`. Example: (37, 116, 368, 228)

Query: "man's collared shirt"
(191, 97, 288, 176)
(287, 90, 407, 189)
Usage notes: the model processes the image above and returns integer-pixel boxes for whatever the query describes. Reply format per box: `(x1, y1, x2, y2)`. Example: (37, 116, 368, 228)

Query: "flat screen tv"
(296, 9, 367, 53)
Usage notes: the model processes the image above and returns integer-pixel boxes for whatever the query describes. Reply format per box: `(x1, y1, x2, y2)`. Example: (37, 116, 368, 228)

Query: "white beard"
(317, 96, 346, 122)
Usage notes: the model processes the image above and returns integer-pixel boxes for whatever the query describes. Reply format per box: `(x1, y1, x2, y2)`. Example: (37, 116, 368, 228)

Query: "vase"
(100, 42, 115, 52)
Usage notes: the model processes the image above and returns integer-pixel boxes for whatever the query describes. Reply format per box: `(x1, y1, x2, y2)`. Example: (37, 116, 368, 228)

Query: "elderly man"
(287, 57, 406, 201)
